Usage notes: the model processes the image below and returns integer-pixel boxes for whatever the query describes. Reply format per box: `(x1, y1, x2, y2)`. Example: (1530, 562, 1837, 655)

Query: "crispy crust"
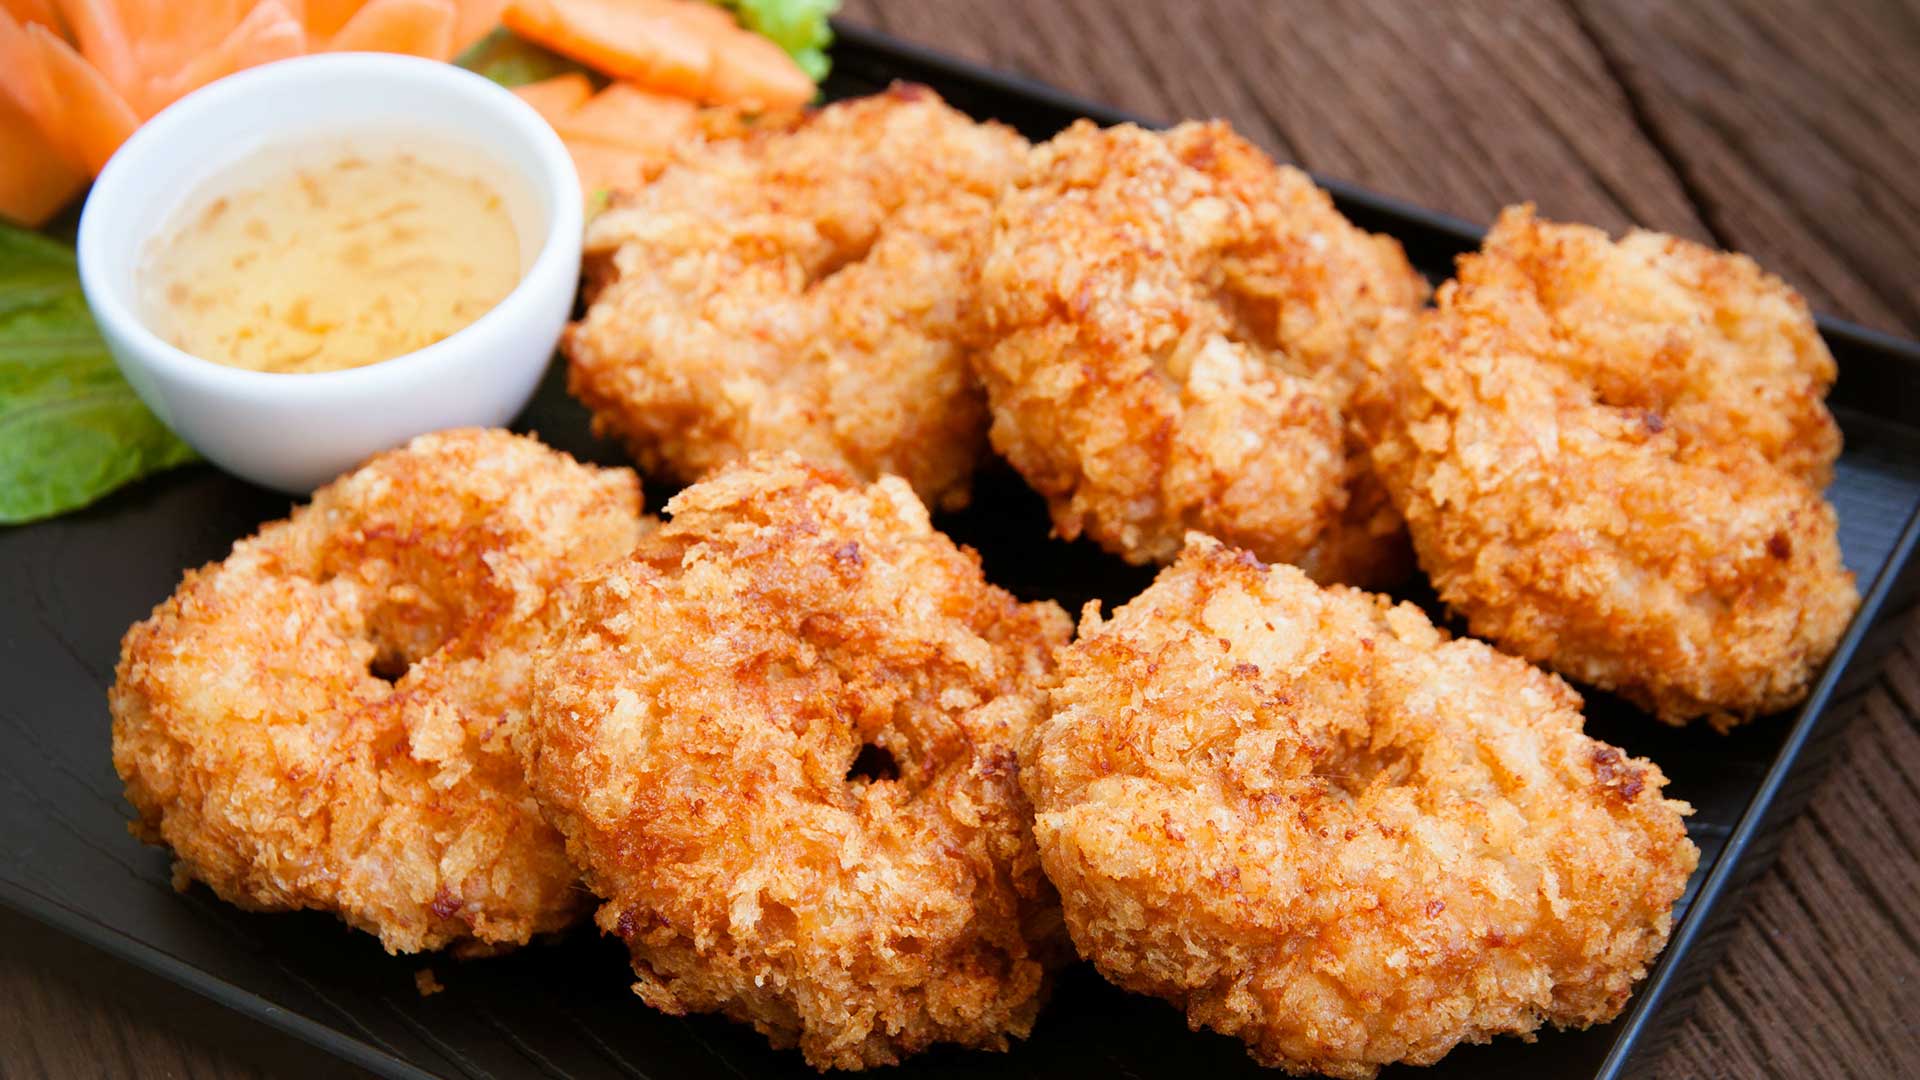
(1358, 206, 1859, 725)
(566, 86, 1027, 511)
(110, 430, 646, 954)
(972, 120, 1428, 584)
(524, 454, 1073, 1069)
(1021, 535, 1699, 1078)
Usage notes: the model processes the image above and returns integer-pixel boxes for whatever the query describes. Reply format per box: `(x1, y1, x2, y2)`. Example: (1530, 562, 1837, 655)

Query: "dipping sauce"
(142, 144, 521, 374)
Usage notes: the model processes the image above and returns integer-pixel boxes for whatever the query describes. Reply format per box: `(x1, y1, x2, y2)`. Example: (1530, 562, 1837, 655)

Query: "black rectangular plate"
(6, 23, 1920, 1080)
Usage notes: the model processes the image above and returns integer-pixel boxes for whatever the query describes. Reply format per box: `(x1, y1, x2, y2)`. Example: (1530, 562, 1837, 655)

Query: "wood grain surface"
(7, 2, 1917, 1078)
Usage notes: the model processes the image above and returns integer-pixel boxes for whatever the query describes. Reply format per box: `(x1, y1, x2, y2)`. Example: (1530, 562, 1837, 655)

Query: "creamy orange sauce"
(143, 146, 521, 374)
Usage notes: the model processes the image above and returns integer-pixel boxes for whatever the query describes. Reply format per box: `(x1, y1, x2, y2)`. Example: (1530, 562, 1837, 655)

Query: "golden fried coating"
(524, 454, 1072, 1070)
(1359, 206, 1859, 726)
(973, 120, 1428, 584)
(111, 430, 646, 954)
(1021, 535, 1699, 1078)
(566, 86, 1028, 511)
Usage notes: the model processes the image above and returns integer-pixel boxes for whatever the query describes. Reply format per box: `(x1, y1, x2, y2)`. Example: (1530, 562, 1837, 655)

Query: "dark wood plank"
(1659, 675, 1920, 1080)
(1570, 0, 1920, 335)
(0, 904, 368, 1080)
(844, 0, 1711, 238)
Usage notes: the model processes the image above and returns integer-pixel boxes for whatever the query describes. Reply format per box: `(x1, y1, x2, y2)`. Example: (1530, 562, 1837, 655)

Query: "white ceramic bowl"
(78, 53, 582, 493)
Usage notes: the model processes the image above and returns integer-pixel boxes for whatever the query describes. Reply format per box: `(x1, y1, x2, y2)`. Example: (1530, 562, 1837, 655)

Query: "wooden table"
(5, 2, 1916, 1077)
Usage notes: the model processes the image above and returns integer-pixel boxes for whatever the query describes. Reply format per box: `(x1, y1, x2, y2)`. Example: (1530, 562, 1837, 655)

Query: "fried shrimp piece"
(1022, 535, 1699, 1078)
(565, 86, 1028, 511)
(973, 119, 1429, 584)
(111, 430, 647, 954)
(1359, 206, 1859, 726)
(525, 454, 1072, 1070)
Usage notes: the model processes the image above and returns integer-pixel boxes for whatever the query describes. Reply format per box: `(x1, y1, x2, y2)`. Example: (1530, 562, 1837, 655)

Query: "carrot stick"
(699, 19, 811, 110)
(0, 87, 84, 225)
(305, 0, 369, 40)
(327, 0, 456, 59)
(550, 80, 694, 152)
(503, 0, 711, 99)
(144, 0, 304, 115)
(563, 135, 651, 199)
(450, 0, 505, 54)
(22, 20, 139, 173)
(0, 0, 61, 32)
(512, 70, 593, 125)
(111, 1, 251, 91)
(53, 0, 140, 107)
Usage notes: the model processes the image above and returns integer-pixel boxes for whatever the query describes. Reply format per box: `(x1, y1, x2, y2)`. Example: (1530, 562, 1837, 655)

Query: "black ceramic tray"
(5, 23, 1920, 1080)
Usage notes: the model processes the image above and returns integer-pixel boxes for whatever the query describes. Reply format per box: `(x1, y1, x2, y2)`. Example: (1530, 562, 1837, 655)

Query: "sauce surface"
(143, 146, 521, 374)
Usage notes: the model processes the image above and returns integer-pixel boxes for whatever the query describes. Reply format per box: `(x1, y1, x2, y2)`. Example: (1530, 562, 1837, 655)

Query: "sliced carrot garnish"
(511, 70, 592, 125)
(22, 20, 138, 173)
(0, 6, 47, 112)
(700, 20, 811, 111)
(653, 0, 809, 108)
(1, 0, 62, 33)
(667, 0, 738, 36)
(562, 135, 654, 200)
(451, 0, 505, 54)
(503, 0, 711, 100)
(144, 0, 304, 115)
(327, 0, 456, 60)
(0, 88, 84, 225)
(551, 80, 694, 153)
(111, 1, 251, 102)
(0, 7, 44, 103)
(1, 8, 93, 173)
(507, 0, 814, 108)
(53, 0, 140, 107)
(305, 0, 369, 40)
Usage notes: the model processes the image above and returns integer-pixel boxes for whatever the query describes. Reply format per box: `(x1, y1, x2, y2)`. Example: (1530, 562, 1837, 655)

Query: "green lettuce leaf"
(720, 0, 839, 81)
(0, 226, 197, 525)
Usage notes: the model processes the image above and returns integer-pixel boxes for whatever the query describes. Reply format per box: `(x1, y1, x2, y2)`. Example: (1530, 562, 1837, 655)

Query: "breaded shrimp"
(525, 454, 1072, 1069)
(566, 86, 1027, 510)
(1022, 535, 1699, 1078)
(1359, 206, 1858, 726)
(973, 120, 1428, 584)
(111, 430, 647, 954)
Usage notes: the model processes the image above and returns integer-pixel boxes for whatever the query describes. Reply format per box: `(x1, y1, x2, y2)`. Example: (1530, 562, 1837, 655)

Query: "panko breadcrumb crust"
(566, 85, 1027, 511)
(1021, 536, 1699, 1078)
(1359, 206, 1859, 726)
(110, 430, 647, 954)
(524, 454, 1073, 1070)
(973, 119, 1428, 585)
